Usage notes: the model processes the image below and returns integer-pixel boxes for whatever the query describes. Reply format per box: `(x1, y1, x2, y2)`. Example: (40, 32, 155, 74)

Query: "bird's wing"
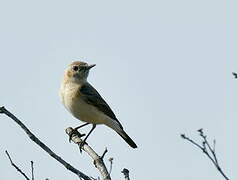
(79, 83, 123, 129)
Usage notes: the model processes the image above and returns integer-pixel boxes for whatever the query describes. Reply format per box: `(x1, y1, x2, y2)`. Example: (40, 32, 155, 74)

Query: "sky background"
(0, 0, 237, 179)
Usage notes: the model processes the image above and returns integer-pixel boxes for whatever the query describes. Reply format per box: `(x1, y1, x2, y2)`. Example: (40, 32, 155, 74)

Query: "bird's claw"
(68, 128, 85, 143)
(79, 140, 87, 153)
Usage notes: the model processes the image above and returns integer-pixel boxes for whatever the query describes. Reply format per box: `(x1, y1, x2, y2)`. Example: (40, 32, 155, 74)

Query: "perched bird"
(60, 61, 137, 148)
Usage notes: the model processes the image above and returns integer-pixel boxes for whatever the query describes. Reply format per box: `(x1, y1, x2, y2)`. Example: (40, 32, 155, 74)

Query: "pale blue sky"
(0, 0, 237, 179)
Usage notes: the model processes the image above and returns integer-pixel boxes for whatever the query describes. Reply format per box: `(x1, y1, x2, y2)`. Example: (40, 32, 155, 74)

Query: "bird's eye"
(73, 66, 79, 71)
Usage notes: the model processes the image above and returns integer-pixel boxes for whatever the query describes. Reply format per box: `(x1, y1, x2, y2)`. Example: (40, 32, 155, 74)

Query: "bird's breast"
(60, 83, 107, 124)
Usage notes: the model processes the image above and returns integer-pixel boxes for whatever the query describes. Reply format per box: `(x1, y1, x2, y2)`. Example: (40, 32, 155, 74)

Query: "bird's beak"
(87, 64, 96, 70)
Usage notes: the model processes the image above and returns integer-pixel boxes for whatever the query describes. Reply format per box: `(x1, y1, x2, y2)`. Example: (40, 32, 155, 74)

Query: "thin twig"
(5, 150, 30, 180)
(0, 106, 91, 180)
(201, 134, 219, 167)
(181, 129, 229, 180)
(180, 134, 204, 150)
(31, 161, 34, 180)
(101, 148, 108, 160)
(108, 158, 113, 175)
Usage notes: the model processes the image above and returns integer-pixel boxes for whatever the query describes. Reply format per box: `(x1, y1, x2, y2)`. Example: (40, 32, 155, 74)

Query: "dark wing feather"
(80, 83, 123, 129)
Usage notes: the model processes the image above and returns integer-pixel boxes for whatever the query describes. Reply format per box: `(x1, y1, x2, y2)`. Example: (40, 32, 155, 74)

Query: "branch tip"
(101, 148, 108, 160)
(5, 150, 30, 180)
(0, 106, 5, 113)
(121, 168, 130, 179)
(197, 128, 203, 136)
(108, 157, 113, 175)
(180, 134, 186, 139)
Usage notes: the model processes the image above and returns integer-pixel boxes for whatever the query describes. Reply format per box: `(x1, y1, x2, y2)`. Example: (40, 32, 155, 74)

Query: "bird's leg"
(68, 123, 90, 142)
(75, 122, 90, 130)
(79, 124, 96, 152)
(82, 124, 96, 142)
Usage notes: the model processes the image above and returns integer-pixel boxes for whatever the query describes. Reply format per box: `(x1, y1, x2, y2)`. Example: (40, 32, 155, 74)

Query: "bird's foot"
(68, 128, 85, 143)
(79, 140, 87, 153)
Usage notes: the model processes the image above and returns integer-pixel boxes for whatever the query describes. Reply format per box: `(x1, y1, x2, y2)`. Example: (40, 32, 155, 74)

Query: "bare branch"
(31, 161, 34, 180)
(65, 127, 111, 180)
(181, 129, 229, 180)
(0, 106, 91, 180)
(5, 150, 30, 180)
(121, 168, 130, 180)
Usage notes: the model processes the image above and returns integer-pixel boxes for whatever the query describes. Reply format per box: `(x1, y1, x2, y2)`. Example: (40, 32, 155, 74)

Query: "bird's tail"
(106, 119, 137, 148)
(117, 129, 137, 148)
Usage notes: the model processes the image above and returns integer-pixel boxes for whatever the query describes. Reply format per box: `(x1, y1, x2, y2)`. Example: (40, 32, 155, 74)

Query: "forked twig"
(181, 129, 229, 180)
(0, 106, 91, 180)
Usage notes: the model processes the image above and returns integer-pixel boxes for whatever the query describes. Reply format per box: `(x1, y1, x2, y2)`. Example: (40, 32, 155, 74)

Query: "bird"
(60, 61, 137, 149)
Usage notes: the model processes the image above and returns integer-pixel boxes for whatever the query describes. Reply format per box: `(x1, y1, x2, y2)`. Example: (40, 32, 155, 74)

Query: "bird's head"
(64, 61, 96, 83)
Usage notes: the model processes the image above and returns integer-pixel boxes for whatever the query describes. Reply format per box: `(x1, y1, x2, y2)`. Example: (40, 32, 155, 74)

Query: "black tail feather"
(118, 130, 137, 148)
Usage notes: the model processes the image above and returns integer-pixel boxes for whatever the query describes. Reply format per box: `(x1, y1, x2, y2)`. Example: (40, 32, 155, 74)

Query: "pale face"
(64, 61, 95, 83)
